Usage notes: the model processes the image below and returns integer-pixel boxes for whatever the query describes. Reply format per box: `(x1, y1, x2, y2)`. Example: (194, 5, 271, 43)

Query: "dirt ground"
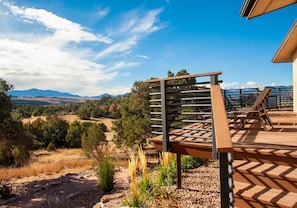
(1, 117, 119, 207)
(1, 116, 220, 207)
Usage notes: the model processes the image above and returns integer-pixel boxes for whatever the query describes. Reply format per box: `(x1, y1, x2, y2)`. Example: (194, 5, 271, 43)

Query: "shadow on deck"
(147, 72, 297, 207)
(151, 111, 297, 157)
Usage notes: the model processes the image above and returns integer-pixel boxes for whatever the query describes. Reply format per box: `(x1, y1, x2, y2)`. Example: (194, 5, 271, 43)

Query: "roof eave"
(240, 0, 256, 17)
(240, 0, 297, 20)
(272, 20, 297, 63)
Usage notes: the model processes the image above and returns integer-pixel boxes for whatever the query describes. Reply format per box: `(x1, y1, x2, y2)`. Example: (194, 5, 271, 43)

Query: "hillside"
(8, 88, 119, 105)
(8, 88, 115, 98)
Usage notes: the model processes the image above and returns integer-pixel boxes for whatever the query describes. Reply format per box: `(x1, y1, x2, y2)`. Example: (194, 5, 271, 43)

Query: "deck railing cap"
(145, 71, 222, 83)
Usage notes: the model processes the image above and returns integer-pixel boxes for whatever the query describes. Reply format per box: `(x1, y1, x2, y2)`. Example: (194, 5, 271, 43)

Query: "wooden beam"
(160, 80, 170, 151)
(151, 140, 213, 159)
(145, 71, 222, 83)
(210, 84, 233, 152)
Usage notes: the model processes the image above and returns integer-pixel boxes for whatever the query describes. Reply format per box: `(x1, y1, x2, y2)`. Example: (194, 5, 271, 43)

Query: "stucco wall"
(293, 50, 297, 112)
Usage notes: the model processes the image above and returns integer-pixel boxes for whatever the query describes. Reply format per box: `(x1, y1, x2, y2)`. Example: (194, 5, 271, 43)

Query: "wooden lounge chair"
(232, 87, 273, 131)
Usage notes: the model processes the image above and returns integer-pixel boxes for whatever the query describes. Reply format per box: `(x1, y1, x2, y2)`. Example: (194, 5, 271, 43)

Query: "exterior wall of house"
(293, 50, 297, 112)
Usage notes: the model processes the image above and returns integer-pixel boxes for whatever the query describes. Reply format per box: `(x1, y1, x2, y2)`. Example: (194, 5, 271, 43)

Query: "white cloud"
(130, 9, 163, 34)
(0, 1, 165, 95)
(245, 81, 258, 88)
(104, 86, 131, 95)
(136, 55, 150, 59)
(0, 39, 118, 95)
(95, 36, 138, 58)
(97, 7, 110, 18)
(3, 1, 112, 45)
(106, 61, 139, 71)
(221, 81, 267, 90)
(220, 82, 240, 89)
(96, 8, 164, 59)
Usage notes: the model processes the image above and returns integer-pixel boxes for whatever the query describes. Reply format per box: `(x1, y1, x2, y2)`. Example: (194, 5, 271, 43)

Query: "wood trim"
(145, 71, 222, 83)
(151, 140, 213, 159)
(210, 84, 233, 152)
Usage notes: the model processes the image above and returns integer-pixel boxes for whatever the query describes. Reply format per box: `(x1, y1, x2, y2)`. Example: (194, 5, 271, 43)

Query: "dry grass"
(0, 149, 94, 180)
(2, 116, 116, 182)
(22, 115, 114, 130)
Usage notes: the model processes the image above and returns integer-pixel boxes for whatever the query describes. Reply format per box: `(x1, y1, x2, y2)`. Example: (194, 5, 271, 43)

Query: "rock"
(100, 193, 124, 203)
(93, 201, 104, 208)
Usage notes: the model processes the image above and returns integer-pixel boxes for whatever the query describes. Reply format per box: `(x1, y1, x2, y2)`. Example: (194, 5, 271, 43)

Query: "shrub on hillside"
(46, 142, 56, 152)
(66, 120, 84, 148)
(81, 123, 106, 159)
(97, 155, 115, 192)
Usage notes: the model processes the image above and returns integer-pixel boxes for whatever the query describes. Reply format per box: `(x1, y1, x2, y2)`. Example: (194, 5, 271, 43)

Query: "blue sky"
(0, 0, 296, 96)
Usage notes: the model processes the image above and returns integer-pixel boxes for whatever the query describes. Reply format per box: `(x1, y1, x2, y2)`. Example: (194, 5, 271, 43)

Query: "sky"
(0, 0, 296, 96)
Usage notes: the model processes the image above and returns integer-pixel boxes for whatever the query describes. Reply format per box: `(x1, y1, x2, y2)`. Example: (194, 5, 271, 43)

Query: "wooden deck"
(150, 111, 297, 207)
(150, 111, 297, 158)
(231, 111, 297, 146)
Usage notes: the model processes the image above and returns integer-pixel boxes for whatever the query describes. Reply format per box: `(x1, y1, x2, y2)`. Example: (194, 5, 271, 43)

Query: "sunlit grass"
(0, 149, 94, 180)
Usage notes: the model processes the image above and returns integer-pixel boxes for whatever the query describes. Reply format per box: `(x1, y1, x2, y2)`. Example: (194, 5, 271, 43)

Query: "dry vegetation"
(0, 149, 94, 181)
(1, 117, 116, 182)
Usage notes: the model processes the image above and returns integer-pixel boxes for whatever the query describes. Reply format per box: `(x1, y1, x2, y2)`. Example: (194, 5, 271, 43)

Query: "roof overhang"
(273, 20, 297, 63)
(240, 0, 297, 19)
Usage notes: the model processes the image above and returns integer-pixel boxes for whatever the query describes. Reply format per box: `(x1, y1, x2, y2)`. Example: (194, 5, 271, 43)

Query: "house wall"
(293, 50, 297, 112)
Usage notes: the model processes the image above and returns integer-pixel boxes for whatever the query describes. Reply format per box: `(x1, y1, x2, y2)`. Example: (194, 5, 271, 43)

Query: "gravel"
(98, 160, 220, 208)
(1, 161, 220, 208)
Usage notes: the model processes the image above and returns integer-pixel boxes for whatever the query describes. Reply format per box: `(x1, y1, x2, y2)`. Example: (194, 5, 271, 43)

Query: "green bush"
(123, 192, 145, 208)
(0, 144, 14, 167)
(97, 156, 115, 192)
(157, 153, 176, 186)
(157, 155, 206, 186)
(46, 142, 56, 152)
(81, 123, 106, 159)
(181, 156, 206, 172)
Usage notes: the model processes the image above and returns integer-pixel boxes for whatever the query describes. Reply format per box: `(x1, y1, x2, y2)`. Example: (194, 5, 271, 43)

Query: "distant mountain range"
(8, 88, 115, 99)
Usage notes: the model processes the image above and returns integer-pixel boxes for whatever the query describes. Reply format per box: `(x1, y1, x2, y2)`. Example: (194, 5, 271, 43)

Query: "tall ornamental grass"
(97, 155, 115, 192)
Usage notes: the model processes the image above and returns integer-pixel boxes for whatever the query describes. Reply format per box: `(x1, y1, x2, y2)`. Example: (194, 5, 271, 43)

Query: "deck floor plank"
(150, 111, 297, 157)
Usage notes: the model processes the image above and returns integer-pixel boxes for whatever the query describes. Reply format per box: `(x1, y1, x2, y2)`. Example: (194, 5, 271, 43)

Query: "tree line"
(0, 78, 108, 167)
(13, 95, 123, 120)
(0, 69, 192, 167)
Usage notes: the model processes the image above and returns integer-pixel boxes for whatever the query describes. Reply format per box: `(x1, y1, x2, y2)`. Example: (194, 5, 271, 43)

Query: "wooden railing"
(210, 84, 233, 152)
(147, 71, 233, 155)
(146, 71, 234, 207)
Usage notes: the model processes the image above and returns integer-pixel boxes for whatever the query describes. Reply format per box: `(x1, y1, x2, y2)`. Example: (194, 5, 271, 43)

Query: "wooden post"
(210, 75, 218, 159)
(160, 80, 170, 152)
(176, 153, 182, 189)
(219, 152, 231, 208)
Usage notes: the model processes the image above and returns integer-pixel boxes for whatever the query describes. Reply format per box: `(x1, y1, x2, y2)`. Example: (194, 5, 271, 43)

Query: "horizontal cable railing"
(147, 71, 234, 207)
(223, 86, 293, 111)
(148, 71, 233, 154)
